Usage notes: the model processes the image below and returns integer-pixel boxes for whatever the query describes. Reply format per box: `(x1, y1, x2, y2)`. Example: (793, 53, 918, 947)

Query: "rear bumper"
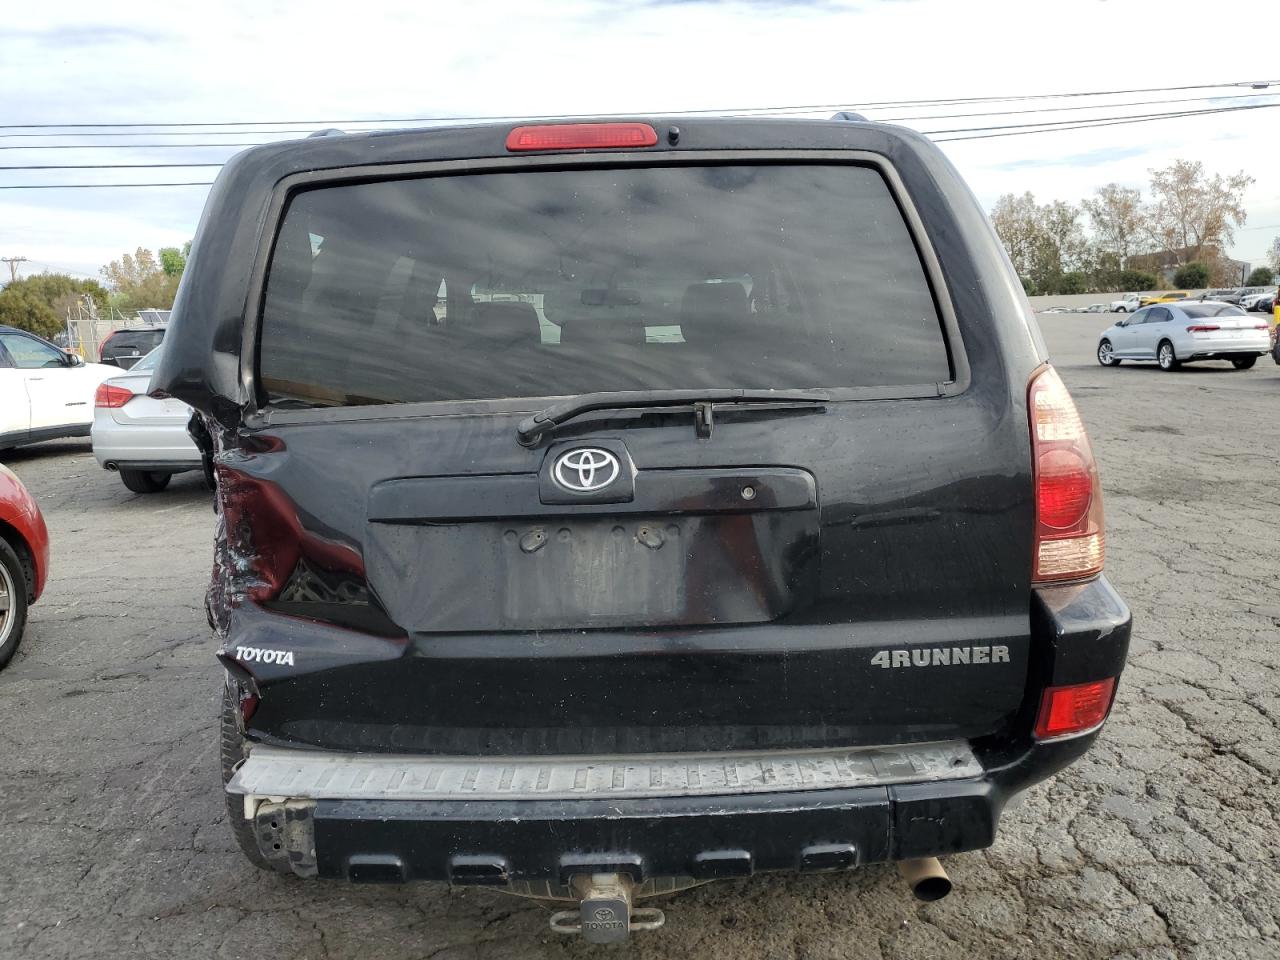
(91, 418, 200, 471)
(227, 735, 1095, 884)
(1180, 335, 1270, 358)
(222, 576, 1130, 883)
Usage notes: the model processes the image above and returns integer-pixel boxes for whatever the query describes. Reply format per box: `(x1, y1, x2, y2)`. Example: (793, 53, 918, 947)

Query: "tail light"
(1185, 324, 1219, 332)
(98, 331, 118, 361)
(1035, 678, 1117, 739)
(94, 382, 134, 408)
(1028, 365, 1104, 583)
(506, 122, 658, 152)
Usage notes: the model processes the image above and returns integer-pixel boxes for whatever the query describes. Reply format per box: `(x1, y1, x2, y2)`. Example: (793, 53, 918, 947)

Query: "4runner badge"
(871, 645, 1010, 669)
(235, 646, 295, 667)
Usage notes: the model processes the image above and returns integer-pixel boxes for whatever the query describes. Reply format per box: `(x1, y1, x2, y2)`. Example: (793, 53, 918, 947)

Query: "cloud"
(993, 146, 1154, 171)
(4, 25, 170, 48)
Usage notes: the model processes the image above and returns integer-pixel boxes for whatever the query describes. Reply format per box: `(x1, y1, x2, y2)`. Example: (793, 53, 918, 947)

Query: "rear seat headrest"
(467, 302, 541, 346)
(558, 319, 646, 348)
(680, 282, 748, 345)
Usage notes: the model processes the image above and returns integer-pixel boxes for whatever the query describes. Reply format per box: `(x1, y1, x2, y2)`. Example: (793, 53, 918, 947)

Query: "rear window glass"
(258, 164, 950, 407)
(111, 330, 165, 348)
(131, 346, 163, 372)
(1182, 304, 1245, 318)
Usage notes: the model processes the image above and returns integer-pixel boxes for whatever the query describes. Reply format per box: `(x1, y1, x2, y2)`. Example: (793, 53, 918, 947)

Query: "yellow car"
(1138, 291, 1190, 307)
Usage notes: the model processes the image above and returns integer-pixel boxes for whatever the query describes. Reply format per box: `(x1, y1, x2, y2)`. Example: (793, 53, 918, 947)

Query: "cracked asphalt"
(1, 314, 1277, 960)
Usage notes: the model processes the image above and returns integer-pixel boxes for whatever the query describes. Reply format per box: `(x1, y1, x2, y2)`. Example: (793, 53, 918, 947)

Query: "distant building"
(1127, 246, 1250, 286)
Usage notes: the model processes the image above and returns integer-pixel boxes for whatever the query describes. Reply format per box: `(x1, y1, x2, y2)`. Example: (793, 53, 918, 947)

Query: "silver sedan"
(90, 346, 204, 493)
(1096, 301, 1271, 371)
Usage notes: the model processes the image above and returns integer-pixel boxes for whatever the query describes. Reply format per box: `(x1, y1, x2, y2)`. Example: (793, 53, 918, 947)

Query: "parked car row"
(2, 324, 199, 495)
(1, 325, 122, 452)
(1197, 286, 1275, 309)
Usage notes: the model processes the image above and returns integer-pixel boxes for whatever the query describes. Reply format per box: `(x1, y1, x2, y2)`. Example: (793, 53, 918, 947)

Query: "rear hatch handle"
(516, 389, 829, 447)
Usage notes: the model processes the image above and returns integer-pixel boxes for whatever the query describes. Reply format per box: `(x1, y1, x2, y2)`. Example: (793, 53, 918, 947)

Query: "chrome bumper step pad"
(227, 740, 981, 803)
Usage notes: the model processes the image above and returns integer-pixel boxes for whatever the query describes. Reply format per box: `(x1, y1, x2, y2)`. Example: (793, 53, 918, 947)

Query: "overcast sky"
(1, 0, 1276, 284)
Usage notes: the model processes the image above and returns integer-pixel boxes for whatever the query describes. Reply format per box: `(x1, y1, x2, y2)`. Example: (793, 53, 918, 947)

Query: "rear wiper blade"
(516, 388, 829, 447)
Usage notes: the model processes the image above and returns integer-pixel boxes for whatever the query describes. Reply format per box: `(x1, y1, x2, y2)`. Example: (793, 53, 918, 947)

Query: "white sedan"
(0, 325, 123, 453)
(1096, 301, 1272, 371)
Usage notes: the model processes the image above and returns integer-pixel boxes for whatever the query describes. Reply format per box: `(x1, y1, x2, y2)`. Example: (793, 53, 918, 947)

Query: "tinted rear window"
(258, 164, 950, 407)
(111, 329, 165, 348)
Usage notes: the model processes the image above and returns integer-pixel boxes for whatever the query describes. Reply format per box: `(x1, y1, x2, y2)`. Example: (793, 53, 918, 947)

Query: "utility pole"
(2, 256, 28, 282)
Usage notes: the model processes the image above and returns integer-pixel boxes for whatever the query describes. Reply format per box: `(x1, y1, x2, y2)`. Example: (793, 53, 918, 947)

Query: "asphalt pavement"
(1, 313, 1277, 960)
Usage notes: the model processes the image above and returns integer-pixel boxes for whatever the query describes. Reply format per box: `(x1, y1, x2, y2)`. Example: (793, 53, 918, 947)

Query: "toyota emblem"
(553, 448, 620, 493)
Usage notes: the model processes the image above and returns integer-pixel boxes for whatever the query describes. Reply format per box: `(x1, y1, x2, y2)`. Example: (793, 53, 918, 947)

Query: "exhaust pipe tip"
(897, 858, 952, 902)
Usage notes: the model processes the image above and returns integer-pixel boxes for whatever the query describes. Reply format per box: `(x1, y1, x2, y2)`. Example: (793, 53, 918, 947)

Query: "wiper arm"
(516, 388, 829, 447)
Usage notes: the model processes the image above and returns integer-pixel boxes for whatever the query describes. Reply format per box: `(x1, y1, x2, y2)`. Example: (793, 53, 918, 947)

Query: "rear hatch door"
(237, 155, 1034, 753)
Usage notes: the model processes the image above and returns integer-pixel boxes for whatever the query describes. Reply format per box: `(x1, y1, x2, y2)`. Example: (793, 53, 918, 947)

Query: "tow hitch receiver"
(549, 874, 666, 943)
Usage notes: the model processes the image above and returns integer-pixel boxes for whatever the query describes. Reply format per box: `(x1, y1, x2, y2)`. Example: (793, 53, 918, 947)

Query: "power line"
(10, 101, 1278, 172)
(0, 162, 225, 170)
(7, 92, 1280, 152)
(0, 128, 339, 139)
(923, 100, 1280, 135)
(0, 80, 1274, 130)
(876, 91, 1280, 122)
(0, 181, 214, 190)
(0, 141, 276, 151)
(3, 98, 1278, 186)
(934, 101, 1280, 141)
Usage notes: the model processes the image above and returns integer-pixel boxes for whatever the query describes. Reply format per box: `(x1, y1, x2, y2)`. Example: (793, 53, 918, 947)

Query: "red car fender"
(0, 463, 50, 602)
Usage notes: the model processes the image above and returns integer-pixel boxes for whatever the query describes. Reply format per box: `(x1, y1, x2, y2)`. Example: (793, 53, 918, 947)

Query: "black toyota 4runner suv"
(153, 117, 1131, 943)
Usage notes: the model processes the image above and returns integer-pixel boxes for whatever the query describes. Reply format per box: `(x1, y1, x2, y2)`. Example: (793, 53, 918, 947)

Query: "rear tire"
(0, 537, 30, 670)
(1097, 340, 1120, 366)
(219, 683, 291, 874)
(119, 469, 172, 494)
(1157, 341, 1180, 371)
(1231, 356, 1256, 370)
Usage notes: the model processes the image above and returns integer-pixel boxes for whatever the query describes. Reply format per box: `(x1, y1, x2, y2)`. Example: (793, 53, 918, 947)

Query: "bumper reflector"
(1035, 677, 1116, 740)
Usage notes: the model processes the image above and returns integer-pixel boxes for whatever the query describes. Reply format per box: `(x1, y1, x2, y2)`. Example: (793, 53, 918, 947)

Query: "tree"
(990, 192, 1087, 294)
(1082, 184, 1143, 269)
(101, 247, 182, 312)
(1145, 160, 1254, 263)
(0, 273, 108, 339)
(1173, 262, 1210, 289)
(1246, 266, 1274, 286)
(1115, 270, 1159, 292)
(1268, 236, 1280, 273)
(1037, 200, 1089, 276)
(1056, 272, 1088, 295)
(159, 247, 185, 277)
(990, 192, 1043, 281)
